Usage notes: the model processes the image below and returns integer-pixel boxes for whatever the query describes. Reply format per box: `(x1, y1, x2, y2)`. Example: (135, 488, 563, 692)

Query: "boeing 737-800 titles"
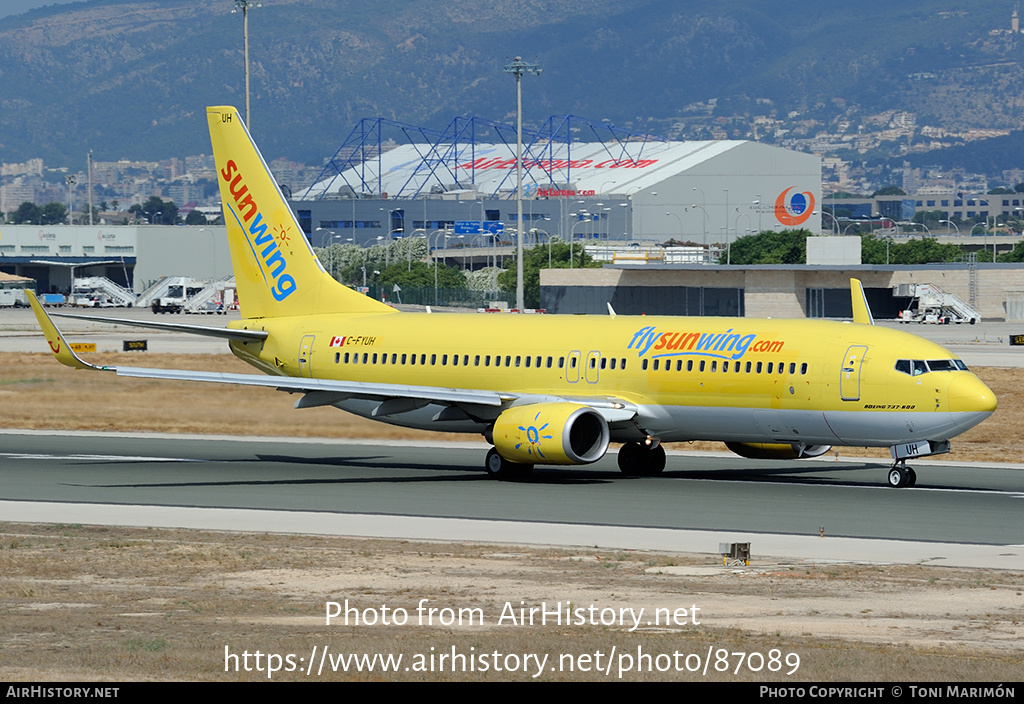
(27, 106, 997, 488)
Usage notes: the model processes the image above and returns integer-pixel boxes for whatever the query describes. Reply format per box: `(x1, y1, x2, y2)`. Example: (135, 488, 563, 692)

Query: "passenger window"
(710, 361, 717, 372)
(653, 359, 660, 370)
(767, 362, 773, 374)
(642, 359, 649, 370)
(699, 360, 706, 372)
(800, 363, 807, 374)
(335, 352, 340, 364)
(756, 362, 762, 373)
(687, 360, 693, 372)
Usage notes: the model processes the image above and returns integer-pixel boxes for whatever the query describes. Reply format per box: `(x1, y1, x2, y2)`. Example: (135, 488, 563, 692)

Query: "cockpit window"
(896, 358, 967, 376)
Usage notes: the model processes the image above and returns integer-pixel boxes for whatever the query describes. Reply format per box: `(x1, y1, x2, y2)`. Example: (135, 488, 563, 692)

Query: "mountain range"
(2, 0, 1024, 168)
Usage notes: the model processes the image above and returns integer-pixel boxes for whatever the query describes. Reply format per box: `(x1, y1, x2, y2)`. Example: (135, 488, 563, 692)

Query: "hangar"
(289, 116, 821, 255)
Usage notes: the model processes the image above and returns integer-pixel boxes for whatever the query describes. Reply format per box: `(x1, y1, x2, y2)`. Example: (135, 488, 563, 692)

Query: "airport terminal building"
(289, 117, 821, 250)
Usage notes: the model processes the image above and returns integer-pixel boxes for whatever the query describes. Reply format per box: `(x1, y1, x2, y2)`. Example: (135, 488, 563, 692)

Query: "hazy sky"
(0, 0, 84, 21)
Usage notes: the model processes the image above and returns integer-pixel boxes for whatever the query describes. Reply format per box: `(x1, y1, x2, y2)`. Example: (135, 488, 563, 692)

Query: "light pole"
(231, 1, 261, 129)
(819, 209, 839, 235)
(732, 209, 751, 265)
(940, 219, 959, 236)
(687, 204, 710, 261)
(570, 217, 591, 269)
(665, 211, 683, 240)
(503, 56, 541, 311)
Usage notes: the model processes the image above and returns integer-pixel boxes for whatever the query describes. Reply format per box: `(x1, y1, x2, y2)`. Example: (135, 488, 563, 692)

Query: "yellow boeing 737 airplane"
(28, 106, 997, 488)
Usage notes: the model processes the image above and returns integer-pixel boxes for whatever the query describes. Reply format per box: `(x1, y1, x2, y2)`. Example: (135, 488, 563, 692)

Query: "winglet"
(26, 290, 111, 371)
(850, 278, 875, 325)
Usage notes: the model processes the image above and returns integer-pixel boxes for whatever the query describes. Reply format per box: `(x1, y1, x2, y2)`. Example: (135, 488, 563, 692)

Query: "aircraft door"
(298, 334, 315, 378)
(584, 350, 601, 384)
(839, 344, 868, 401)
(566, 350, 581, 383)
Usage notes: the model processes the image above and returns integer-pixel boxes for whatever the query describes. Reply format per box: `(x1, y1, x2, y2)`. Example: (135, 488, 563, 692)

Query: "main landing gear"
(617, 441, 666, 477)
(485, 448, 533, 481)
(887, 461, 917, 488)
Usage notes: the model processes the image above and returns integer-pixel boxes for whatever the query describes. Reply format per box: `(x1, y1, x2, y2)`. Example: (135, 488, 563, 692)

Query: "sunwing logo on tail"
(628, 326, 784, 360)
(220, 159, 297, 301)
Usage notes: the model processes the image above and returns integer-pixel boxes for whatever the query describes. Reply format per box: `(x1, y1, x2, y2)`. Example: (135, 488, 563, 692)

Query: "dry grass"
(0, 523, 1021, 682)
(0, 352, 1018, 462)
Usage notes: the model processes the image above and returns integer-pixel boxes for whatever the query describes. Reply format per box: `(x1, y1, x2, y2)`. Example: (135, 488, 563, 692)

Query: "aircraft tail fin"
(206, 106, 396, 319)
(850, 278, 875, 325)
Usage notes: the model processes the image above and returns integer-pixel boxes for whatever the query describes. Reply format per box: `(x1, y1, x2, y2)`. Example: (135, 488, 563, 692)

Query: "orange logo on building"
(775, 187, 815, 226)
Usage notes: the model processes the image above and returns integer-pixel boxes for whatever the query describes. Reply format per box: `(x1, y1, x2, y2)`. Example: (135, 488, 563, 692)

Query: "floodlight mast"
(503, 56, 541, 310)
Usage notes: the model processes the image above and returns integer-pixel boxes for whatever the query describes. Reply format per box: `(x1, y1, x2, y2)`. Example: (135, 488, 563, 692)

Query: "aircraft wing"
(27, 291, 637, 421)
(50, 311, 268, 342)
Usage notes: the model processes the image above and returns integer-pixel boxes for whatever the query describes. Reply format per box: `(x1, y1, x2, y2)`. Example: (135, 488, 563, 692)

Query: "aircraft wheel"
(617, 442, 643, 476)
(485, 448, 533, 481)
(640, 444, 667, 476)
(887, 466, 910, 488)
(907, 467, 917, 487)
(618, 442, 666, 476)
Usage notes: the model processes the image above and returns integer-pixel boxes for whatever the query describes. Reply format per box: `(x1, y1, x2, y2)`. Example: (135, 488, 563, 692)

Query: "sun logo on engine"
(516, 412, 552, 459)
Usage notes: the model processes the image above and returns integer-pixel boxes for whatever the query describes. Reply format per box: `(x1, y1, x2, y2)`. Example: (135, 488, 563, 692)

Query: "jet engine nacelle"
(726, 442, 832, 460)
(491, 402, 610, 465)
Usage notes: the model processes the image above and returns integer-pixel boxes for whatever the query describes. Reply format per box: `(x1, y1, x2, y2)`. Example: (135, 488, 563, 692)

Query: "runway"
(1, 430, 1021, 570)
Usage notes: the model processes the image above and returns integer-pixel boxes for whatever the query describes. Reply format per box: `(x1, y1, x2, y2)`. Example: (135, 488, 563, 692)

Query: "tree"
(40, 202, 68, 225)
(184, 209, 207, 225)
(998, 240, 1024, 262)
(129, 196, 179, 224)
(497, 241, 600, 308)
(378, 261, 466, 291)
(861, 234, 965, 265)
(725, 229, 808, 265)
(8, 201, 43, 224)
